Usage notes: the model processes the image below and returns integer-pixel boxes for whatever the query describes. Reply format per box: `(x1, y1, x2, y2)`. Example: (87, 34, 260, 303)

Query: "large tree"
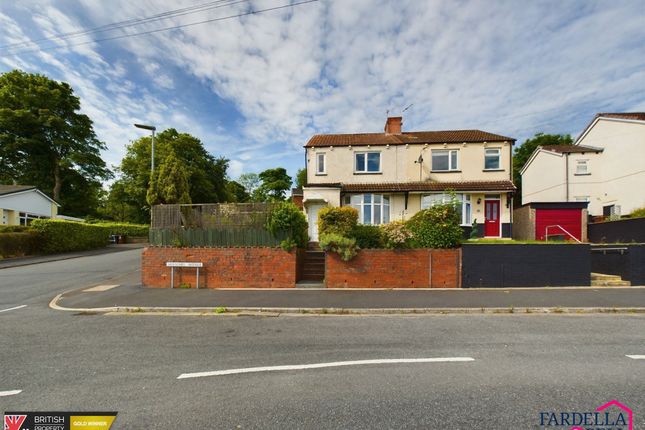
(257, 167, 292, 201)
(513, 132, 573, 205)
(237, 173, 260, 198)
(295, 168, 307, 189)
(147, 151, 191, 205)
(108, 128, 229, 223)
(0, 69, 111, 213)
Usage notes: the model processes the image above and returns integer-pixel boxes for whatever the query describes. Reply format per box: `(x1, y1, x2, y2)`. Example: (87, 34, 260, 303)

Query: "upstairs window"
(576, 159, 589, 175)
(355, 152, 381, 173)
(432, 150, 458, 171)
(484, 148, 501, 170)
(316, 153, 326, 174)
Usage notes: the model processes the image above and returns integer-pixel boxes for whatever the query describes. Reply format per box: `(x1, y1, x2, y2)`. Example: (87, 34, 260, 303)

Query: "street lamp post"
(134, 123, 157, 174)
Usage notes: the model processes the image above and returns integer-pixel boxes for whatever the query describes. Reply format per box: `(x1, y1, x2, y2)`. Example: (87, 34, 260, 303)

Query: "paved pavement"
(56, 283, 645, 312)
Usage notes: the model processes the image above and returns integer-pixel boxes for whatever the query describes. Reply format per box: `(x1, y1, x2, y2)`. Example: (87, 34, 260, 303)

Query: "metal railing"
(545, 225, 582, 243)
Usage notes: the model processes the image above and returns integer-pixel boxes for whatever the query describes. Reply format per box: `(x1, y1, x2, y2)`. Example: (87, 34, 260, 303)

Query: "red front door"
(484, 200, 500, 237)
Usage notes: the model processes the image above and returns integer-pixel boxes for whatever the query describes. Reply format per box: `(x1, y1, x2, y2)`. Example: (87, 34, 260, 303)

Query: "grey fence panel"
(149, 228, 287, 247)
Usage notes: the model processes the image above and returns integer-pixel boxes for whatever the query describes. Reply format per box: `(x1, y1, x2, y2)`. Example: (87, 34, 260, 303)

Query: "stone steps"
(590, 272, 631, 287)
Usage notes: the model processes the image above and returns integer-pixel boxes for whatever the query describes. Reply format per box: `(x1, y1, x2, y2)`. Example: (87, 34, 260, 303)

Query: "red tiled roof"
(305, 130, 515, 147)
(596, 112, 645, 121)
(307, 181, 516, 193)
(542, 145, 603, 154)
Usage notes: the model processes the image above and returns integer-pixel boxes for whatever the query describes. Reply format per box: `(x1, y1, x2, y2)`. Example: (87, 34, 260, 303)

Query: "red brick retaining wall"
(325, 248, 461, 288)
(142, 247, 299, 288)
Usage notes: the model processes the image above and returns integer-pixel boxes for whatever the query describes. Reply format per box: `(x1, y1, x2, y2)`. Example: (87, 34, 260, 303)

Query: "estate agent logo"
(4, 415, 27, 430)
(539, 400, 633, 430)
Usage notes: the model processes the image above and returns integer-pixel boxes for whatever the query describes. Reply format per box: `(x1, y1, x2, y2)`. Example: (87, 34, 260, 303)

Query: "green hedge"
(31, 219, 110, 253)
(94, 222, 149, 237)
(0, 232, 40, 257)
(407, 204, 463, 248)
(0, 225, 30, 233)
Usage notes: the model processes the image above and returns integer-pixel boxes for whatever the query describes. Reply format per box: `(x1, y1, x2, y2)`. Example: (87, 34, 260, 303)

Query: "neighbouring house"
(302, 116, 516, 241)
(521, 112, 645, 217)
(0, 185, 59, 225)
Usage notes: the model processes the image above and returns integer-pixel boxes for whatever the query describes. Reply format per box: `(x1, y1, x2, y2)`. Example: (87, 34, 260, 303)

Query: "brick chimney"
(384, 116, 402, 134)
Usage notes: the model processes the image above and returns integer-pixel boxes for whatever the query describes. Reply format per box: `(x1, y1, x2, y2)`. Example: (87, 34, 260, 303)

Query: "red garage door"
(535, 208, 582, 241)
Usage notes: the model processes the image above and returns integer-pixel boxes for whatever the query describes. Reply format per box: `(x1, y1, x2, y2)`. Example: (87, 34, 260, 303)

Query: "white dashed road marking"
(0, 305, 27, 313)
(0, 390, 22, 397)
(178, 357, 475, 379)
(626, 355, 645, 360)
(83, 284, 120, 292)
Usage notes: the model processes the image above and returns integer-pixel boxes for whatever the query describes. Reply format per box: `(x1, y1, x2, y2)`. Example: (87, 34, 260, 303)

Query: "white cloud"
(1, 0, 644, 183)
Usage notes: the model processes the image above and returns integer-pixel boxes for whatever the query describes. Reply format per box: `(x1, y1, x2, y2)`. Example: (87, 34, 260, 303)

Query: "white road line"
(626, 355, 645, 360)
(83, 284, 120, 292)
(0, 305, 27, 313)
(0, 390, 22, 397)
(178, 357, 475, 379)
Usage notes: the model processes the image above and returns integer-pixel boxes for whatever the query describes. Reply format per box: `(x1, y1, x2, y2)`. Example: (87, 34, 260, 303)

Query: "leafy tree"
(295, 168, 307, 189)
(513, 133, 573, 205)
(147, 151, 191, 205)
(257, 167, 292, 201)
(226, 180, 250, 202)
(0, 69, 111, 214)
(112, 128, 229, 222)
(238, 173, 260, 198)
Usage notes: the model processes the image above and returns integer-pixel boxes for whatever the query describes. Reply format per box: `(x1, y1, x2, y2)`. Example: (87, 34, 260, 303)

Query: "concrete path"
(55, 283, 645, 312)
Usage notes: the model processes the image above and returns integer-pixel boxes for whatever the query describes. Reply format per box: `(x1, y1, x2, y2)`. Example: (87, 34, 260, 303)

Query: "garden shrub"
(318, 206, 358, 236)
(30, 219, 109, 253)
(406, 203, 463, 248)
(630, 207, 645, 218)
(266, 201, 308, 249)
(0, 232, 40, 257)
(0, 225, 31, 233)
(319, 233, 358, 261)
(351, 224, 384, 249)
(380, 221, 412, 249)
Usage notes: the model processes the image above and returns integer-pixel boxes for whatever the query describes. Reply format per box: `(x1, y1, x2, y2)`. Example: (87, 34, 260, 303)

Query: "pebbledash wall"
(325, 249, 461, 288)
(142, 247, 302, 288)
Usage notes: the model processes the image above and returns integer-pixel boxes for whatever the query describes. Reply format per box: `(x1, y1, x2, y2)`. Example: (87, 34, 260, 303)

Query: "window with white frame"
(343, 194, 390, 224)
(576, 159, 589, 174)
(484, 148, 501, 170)
(316, 152, 326, 174)
(19, 212, 46, 226)
(421, 193, 471, 225)
(431, 150, 458, 171)
(354, 152, 381, 173)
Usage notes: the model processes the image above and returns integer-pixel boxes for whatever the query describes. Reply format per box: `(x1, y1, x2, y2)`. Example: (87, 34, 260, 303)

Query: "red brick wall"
(142, 247, 299, 288)
(325, 248, 461, 288)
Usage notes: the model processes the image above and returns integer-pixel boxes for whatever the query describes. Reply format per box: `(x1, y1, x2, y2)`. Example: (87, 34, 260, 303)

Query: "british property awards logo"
(4, 415, 27, 430)
(539, 400, 633, 430)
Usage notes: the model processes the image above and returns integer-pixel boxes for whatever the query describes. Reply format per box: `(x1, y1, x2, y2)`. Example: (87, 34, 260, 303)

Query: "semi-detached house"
(302, 117, 516, 241)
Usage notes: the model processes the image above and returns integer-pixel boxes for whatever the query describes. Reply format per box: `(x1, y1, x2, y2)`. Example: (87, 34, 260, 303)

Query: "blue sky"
(1, 0, 644, 184)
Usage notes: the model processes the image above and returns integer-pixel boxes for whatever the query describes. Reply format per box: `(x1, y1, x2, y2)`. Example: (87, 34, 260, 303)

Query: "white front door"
(307, 204, 325, 242)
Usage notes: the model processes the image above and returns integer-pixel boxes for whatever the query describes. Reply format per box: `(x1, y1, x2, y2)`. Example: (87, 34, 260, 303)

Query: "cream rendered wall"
(302, 187, 341, 207)
(576, 119, 645, 215)
(307, 141, 512, 185)
(566, 152, 602, 214)
(521, 151, 566, 204)
(0, 190, 55, 217)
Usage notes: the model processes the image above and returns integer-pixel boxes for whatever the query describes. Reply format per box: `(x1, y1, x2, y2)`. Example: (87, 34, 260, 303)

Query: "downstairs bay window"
(343, 194, 390, 225)
(420, 193, 472, 226)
